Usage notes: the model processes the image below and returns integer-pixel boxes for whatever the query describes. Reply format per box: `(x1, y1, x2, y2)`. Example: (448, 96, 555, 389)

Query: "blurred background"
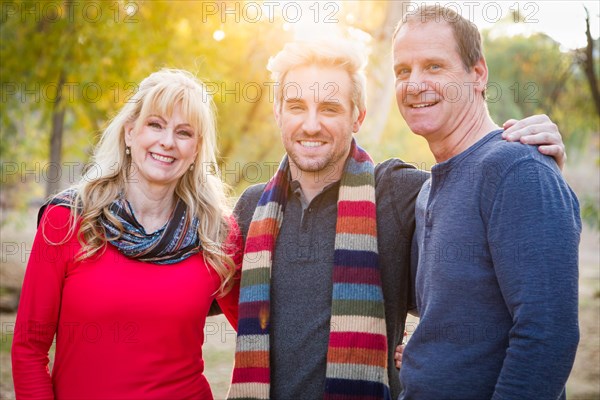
(1, 1, 598, 398)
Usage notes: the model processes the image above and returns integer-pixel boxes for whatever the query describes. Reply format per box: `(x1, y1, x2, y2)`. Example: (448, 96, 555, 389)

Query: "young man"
(228, 40, 427, 400)
(226, 39, 567, 400)
(393, 6, 580, 399)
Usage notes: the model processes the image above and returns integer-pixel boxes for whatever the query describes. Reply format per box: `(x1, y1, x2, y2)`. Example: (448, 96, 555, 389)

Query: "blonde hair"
(49, 69, 236, 295)
(267, 39, 368, 120)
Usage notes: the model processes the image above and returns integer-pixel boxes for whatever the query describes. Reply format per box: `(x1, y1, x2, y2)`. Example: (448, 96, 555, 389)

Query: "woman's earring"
(189, 163, 194, 171)
(125, 147, 131, 155)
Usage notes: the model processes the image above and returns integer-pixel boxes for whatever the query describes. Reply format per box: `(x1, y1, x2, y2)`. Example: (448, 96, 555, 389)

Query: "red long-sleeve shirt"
(12, 205, 242, 399)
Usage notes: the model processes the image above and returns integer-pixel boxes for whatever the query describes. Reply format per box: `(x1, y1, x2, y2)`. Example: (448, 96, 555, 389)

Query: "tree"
(577, 6, 600, 117)
(1, 0, 150, 198)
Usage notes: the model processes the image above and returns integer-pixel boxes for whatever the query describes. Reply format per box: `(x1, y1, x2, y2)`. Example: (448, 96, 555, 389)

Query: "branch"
(582, 6, 600, 116)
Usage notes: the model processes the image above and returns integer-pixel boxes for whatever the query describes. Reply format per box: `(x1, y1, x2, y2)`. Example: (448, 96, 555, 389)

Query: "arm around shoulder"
(212, 184, 266, 326)
(215, 216, 244, 330)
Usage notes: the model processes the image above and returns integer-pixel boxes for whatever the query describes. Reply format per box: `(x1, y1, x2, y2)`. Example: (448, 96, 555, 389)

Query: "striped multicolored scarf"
(228, 139, 390, 399)
(38, 189, 201, 265)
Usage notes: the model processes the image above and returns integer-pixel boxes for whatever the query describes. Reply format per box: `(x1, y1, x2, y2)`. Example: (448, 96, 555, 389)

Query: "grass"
(203, 315, 236, 399)
(0, 335, 12, 354)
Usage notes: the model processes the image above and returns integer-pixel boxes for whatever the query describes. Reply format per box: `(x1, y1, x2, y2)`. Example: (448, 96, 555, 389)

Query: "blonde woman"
(12, 69, 241, 399)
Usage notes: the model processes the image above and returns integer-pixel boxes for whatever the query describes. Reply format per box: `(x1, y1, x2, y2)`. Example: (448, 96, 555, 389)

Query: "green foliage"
(483, 29, 599, 148)
(0, 0, 294, 200)
(0, 333, 12, 354)
(581, 196, 600, 230)
(1, 1, 598, 204)
(2, 1, 403, 199)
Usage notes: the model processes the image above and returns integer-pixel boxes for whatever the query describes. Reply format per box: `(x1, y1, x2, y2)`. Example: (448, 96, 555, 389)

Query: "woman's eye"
(178, 130, 193, 137)
(148, 122, 162, 129)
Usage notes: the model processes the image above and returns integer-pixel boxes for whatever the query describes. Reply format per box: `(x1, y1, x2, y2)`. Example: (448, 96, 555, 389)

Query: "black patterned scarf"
(38, 190, 201, 264)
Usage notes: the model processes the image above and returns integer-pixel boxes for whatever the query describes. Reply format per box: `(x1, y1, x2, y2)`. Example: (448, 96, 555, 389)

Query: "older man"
(393, 5, 580, 400)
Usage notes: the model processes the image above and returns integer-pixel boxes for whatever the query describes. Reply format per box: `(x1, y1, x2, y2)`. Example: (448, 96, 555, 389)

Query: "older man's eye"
(395, 68, 410, 79)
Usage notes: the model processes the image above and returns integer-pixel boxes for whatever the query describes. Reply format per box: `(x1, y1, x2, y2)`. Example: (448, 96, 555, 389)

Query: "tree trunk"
(583, 7, 600, 117)
(220, 90, 263, 160)
(46, 73, 66, 197)
(361, 1, 408, 147)
(548, 61, 573, 109)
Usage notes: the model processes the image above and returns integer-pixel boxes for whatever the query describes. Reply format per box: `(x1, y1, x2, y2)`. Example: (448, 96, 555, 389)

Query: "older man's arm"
(502, 114, 566, 170)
